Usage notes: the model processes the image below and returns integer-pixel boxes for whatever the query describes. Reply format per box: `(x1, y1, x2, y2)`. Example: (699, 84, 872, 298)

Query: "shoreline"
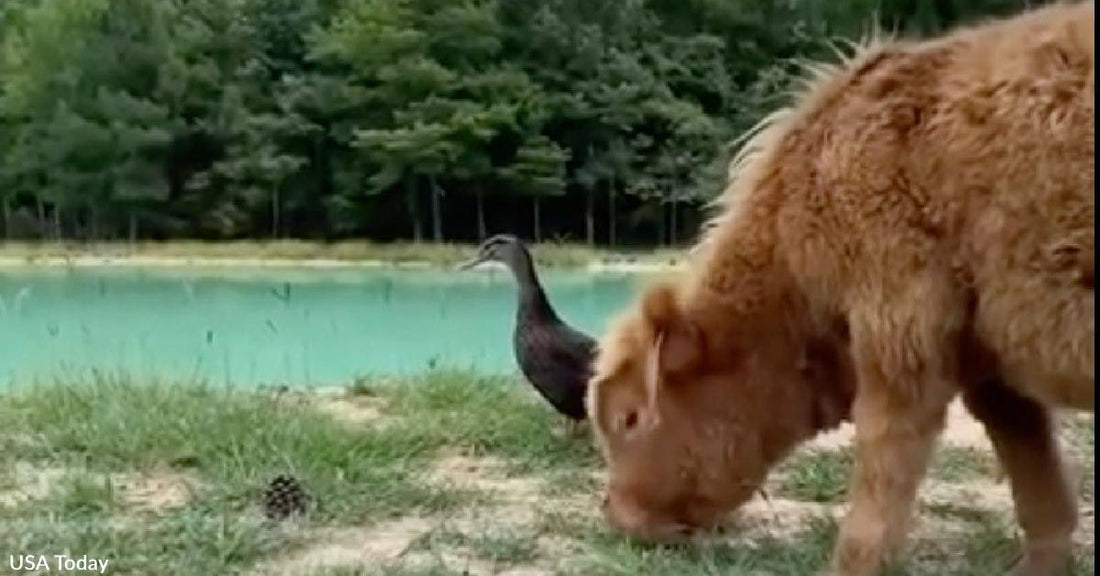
(0, 255, 408, 269)
(0, 252, 685, 273)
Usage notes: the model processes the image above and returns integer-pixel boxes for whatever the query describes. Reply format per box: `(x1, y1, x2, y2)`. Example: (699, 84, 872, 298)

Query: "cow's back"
(759, 2, 1095, 408)
(944, 2, 1094, 408)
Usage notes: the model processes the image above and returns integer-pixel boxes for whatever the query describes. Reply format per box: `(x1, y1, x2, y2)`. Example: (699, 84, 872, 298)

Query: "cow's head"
(587, 281, 847, 540)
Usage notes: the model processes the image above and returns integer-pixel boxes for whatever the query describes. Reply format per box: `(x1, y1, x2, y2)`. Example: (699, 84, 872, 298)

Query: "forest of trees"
(0, 0, 1046, 246)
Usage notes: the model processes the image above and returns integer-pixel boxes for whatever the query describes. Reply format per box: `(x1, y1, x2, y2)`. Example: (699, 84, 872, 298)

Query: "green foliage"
(0, 0, 1046, 244)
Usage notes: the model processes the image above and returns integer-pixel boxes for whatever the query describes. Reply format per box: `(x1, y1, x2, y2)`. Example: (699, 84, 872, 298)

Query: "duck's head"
(457, 234, 527, 271)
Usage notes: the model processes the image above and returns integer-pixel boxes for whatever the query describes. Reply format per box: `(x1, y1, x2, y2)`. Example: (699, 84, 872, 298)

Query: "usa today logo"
(9, 554, 110, 573)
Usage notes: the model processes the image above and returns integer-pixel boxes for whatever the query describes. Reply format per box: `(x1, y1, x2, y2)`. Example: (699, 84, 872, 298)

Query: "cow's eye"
(622, 411, 639, 431)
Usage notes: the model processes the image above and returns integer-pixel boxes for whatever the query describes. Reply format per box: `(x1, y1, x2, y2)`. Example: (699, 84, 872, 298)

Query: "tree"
(0, 0, 1046, 243)
(498, 134, 568, 241)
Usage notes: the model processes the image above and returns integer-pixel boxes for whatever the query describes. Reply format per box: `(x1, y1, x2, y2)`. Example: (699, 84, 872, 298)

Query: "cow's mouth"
(621, 517, 730, 544)
(603, 493, 728, 543)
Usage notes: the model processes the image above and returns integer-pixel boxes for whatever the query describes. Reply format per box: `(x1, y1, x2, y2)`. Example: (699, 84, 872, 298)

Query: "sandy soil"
(0, 461, 197, 514)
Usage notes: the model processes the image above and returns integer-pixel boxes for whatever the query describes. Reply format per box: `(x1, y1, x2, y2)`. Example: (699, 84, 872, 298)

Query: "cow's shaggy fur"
(587, 3, 1094, 576)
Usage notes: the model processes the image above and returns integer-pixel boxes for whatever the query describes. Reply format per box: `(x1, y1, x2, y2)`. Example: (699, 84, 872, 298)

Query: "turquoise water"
(0, 266, 647, 388)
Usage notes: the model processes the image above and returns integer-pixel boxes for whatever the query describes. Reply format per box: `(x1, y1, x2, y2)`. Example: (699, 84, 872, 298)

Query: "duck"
(458, 234, 597, 422)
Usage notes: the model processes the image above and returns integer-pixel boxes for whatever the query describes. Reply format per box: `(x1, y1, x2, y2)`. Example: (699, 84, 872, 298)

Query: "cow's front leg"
(832, 289, 962, 576)
(833, 386, 951, 575)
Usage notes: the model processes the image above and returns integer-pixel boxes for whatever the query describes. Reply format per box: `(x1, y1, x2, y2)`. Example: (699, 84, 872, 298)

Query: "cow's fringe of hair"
(690, 25, 896, 260)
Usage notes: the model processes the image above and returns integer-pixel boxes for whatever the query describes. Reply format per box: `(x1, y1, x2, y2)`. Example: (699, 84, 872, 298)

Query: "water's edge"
(0, 256, 681, 273)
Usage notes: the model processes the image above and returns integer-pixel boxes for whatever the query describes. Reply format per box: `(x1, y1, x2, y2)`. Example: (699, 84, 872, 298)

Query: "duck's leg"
(566, 418, 588, 438)
(565, 419, 579, 437)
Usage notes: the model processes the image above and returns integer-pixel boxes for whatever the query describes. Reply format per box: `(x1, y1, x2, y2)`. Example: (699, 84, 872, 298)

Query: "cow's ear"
(641, 283, 703, 377)
(641, 281, 678, 330)
(640, 284, 704, 422)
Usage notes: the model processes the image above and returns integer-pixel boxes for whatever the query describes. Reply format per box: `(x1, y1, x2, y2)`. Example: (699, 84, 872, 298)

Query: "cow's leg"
(963, 380, 1076, 576)
(832, 280, 963, 576)
(833, 383, 951, 575)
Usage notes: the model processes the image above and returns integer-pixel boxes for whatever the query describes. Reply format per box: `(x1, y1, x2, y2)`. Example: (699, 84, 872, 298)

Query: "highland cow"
(586, 3, 1094, 576)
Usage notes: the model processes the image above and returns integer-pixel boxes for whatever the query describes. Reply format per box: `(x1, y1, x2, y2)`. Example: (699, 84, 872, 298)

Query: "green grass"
(408, 523, 541, 567)
(1062, 413, 1095, 505)
(775, 448, 852, 503)
(380, 369, 599, 473)
(0, 239, 685, 269)
(2, 373, 453, 524)
(0, 369, 593, 575)
(775, 444, 1008, 502)
(561, 518, 837, 576)
(928, 446, 997, 484)
(49, 472, 121, 518)
(0, 370, 1093, 576)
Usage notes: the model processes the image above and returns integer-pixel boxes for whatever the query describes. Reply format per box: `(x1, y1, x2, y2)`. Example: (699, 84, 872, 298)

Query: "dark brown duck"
(459, 234, 596, 421)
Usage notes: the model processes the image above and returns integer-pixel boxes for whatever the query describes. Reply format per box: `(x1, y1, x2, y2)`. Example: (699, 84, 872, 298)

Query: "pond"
(0, 266, 649, 388)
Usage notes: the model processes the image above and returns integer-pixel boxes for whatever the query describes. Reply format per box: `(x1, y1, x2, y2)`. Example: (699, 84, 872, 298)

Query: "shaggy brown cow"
(586, 3, 1094, 576)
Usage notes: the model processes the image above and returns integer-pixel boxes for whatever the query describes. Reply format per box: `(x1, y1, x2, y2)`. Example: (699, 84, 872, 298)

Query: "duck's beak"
(456, 255, 487, 271)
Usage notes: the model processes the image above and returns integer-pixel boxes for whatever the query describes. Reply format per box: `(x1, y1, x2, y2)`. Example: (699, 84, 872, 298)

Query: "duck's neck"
(506, 248, 558, 324)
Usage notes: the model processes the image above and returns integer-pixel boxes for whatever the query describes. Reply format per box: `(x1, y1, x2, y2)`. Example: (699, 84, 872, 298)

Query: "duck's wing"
(547, 321, 598, 374)
(515, 321, 597, 420)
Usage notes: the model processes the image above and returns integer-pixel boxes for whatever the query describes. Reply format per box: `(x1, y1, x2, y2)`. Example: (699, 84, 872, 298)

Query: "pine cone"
(263, 474, 311, 520)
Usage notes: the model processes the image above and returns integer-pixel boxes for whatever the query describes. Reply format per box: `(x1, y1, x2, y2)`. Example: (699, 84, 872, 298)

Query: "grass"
(408, 524, 541, 567)
(378, 369, 599, 473)
(559, 517, 838, 576)
(0, 369, 1093, 576)
(313, 566, 473, 576)
(0, 239, 686, 269)
(928, 446, 997, 484)
(2, 373, 453, 524)
(50, 472, 120, 518)
(775, 448, 852, 503)
(774, 444, 1019, 504)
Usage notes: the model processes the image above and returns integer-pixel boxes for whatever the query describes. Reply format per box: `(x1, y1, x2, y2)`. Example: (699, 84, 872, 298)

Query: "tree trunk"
(53, 204, 62, 242)
(476, 188, 486, 240)
(36, 195, 47, 239)
(585, 188, 594, 246)
(129, 211, 138, 246)
(89, 204, 99, 241)
(657, 201, 666, 247)
(670, 197, 678, 246)
(607, 177, 616, 247)
(533, 197, 541, 243)
(271, 187, 280, 239)
(405, 176, 422, 243)
(2, 196, 11, 240)
(429, 175, 443, 243)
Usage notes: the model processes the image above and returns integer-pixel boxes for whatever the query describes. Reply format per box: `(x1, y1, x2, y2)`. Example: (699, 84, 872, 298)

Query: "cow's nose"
(664, 523, 696, 540)
(605, 491, 654, 536)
